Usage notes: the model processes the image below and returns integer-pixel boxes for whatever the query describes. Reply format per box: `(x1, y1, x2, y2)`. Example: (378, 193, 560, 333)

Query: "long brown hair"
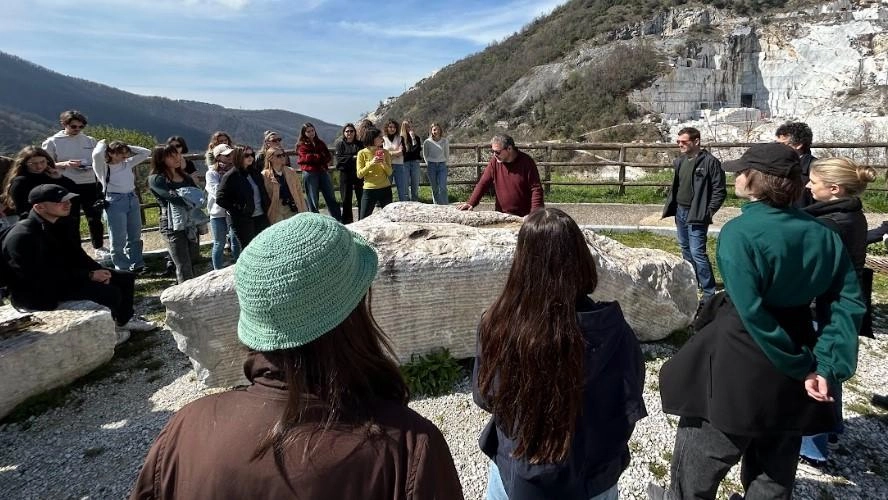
(149, 144, 181, 177)
(207, 131, 232, 150)
(478, 207, 597, 464)
(252, 296, 409, 468)
(2, 146, 56, 212)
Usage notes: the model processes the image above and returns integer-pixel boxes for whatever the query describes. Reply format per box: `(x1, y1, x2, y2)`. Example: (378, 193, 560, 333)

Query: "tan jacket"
(262, 167, 308, 224)
(131, 352, 464, 500)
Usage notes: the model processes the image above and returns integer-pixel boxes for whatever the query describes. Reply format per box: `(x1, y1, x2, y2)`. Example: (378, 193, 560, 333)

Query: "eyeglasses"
(67, 124, 85, 130)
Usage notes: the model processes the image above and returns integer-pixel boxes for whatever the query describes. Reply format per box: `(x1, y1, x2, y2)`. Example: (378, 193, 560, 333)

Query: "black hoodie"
(472, 298, 647, 499)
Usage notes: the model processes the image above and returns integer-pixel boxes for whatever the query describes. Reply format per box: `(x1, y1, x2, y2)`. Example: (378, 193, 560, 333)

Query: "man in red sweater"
(458, 134, 544, 216)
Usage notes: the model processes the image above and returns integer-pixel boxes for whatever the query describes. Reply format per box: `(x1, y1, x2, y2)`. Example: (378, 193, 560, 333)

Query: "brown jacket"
(130, 353, 464, 500)
(262, 167, 308, 224)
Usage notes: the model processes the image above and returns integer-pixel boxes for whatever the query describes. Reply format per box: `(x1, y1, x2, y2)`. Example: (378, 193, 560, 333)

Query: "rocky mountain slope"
(373, 0, 888, 144)
(0, 52, 340, 155)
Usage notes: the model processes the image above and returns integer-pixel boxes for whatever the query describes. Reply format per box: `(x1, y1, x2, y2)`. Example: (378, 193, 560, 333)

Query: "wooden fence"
(132, 141, 888, 228)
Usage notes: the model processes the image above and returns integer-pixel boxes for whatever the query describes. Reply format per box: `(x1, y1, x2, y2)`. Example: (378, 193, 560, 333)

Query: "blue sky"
(1, 0, 565, 125)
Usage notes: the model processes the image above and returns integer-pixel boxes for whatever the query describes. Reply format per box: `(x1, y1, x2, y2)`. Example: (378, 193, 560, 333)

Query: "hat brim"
(722, 159, 746, 173)
(60, 193, 79, 202)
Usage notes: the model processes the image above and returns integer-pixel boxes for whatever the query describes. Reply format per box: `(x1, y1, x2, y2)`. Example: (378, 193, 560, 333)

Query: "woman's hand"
(804, 373, 833, 402)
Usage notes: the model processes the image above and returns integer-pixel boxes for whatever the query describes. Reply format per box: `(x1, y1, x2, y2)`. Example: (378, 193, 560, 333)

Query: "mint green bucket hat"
(235, 213, 378, 351)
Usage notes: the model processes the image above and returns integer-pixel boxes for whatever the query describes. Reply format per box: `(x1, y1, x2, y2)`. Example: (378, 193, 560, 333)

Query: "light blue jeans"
(426, 161, 448, 205)
(394, 160, 421, 201)
(104, 192, 144, 271)
(303, 170, 341, 220)
(486, 461, 618, 500)
(210, 216, 240, 270)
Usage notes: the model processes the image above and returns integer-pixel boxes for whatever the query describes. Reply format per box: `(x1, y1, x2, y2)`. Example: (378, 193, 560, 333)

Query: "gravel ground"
(7, 204, 888, 499)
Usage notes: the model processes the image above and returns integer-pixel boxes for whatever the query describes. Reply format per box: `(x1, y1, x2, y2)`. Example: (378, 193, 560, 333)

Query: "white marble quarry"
(0, 301, 116, 419)
(161, 204, 697, 388)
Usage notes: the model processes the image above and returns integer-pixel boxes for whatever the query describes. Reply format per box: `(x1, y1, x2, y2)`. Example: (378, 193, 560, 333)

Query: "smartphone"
(374, 149, 385, 161)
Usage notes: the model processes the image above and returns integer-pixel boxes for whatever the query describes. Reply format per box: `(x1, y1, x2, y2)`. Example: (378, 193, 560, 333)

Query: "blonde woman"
(205, 131, 233, 172)
(422, 123, 449, 205)
(799, 156, 876, 469)
(400, 120, 422, 202)
(262, 146, 307, 224)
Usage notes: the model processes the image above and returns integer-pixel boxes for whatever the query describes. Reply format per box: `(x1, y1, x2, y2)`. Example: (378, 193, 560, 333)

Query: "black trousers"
(359, 187, 392, 220)
(339, 169, 363, 224)
(61, 270, 135, 326)
(230, 214, 270, 249)
(71, 182, 105, 249)
(666, 417, 800, 500)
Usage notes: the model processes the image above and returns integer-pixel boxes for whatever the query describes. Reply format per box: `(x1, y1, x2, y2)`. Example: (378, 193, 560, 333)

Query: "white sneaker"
(113, 327, 131, 346)
(94, 247, 112, 261)
(121, 317, 157, 332)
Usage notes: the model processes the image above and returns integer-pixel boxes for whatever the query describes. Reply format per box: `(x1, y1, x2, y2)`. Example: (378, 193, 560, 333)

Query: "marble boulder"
(161, 203, 697, 388)
(0, 301, 116, 419)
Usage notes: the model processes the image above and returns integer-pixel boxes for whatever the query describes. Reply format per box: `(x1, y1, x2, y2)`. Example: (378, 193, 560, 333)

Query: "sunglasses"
(67, 124, 85, 130)
(272, 153, 286, 158)
(491, 147, 509, 156)
(268, 138, 282, 143)
(676, 140, 695, 145)
(245, 153, 255, 158)
(170, 143, 182, 148)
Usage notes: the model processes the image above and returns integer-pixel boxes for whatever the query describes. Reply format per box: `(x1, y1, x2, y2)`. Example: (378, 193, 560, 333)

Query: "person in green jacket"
(649, 143, 864, 500)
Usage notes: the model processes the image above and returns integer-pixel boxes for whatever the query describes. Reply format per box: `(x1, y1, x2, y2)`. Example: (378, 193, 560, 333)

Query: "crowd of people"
(0, 110, 885, 499)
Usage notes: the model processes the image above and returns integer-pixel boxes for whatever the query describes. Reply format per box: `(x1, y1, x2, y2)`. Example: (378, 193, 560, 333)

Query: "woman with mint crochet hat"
(131, 213, 464, 499)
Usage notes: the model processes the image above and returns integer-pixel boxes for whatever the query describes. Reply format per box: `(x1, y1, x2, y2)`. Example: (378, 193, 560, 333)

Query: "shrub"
(400, 348, 464, 397)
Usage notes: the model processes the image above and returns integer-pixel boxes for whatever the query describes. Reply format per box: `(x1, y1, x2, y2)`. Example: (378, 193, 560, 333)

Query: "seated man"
(1, 184, 154, 337)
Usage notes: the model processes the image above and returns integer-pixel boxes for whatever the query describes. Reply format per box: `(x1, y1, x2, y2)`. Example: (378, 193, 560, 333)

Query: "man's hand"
(89, 269, 112, 284)
(804, 373, 833, 402)
(61, 160, 81, 169)
(457, 203, 473, 211)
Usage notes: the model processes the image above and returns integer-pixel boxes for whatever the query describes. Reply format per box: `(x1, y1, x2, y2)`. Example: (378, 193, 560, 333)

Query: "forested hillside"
(0, 52, 340, 155)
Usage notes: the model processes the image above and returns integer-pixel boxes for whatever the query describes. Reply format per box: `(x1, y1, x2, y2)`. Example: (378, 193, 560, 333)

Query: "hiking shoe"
(94, 247, 112, 262)
(113, 327, 131, 346)
(798, 456, 827, 475)
(120, 317, 157, 332)
(872, 394, 888, 410)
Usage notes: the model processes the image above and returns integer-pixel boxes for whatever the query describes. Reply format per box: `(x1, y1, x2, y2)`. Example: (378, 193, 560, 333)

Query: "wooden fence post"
(475, 146, 482, 183)
(544, 145, 552, 194)
(617, 146, 627, 195)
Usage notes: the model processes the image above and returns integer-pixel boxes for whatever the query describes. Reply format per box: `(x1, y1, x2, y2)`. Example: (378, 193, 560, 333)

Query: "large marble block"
(161, 203, 696, 388)
(0, 301, 116, 419)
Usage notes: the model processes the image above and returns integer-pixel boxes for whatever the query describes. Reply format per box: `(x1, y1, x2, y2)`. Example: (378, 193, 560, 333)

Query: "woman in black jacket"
(799, 156, 876, 468)
(334, 123, 363, 224)
(215, 145, 270, 248)
(473, 208, 646, 500)
(3, 146, 81, 240)
(399, 120, 422, 202)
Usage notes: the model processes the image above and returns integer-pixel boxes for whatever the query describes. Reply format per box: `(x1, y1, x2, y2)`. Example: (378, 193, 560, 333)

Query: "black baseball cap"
(28, 184, 79, 204)
(722, 143, 801, 178)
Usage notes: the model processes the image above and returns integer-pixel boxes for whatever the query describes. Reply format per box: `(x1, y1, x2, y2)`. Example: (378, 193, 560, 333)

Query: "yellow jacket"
(357, 148, 392, 189)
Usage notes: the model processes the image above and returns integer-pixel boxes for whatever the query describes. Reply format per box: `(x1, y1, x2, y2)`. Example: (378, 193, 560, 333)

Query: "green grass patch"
(648, 461, 668, 480)
(400, 348, 464, 398)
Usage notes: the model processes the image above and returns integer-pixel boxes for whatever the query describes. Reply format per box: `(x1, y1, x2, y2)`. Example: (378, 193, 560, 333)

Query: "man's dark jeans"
(61, 270, 135, 326)
(666, 417, 800, 499)
(675, 205, 716, 298)
(71, 182, 105, 249)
